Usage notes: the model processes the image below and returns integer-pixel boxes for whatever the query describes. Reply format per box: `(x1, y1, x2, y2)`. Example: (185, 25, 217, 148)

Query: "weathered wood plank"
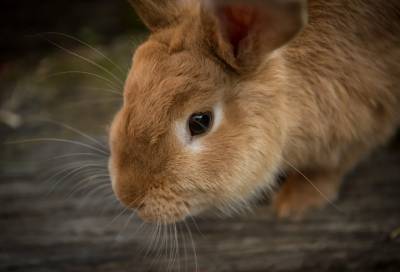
(1, 138, 399, 272)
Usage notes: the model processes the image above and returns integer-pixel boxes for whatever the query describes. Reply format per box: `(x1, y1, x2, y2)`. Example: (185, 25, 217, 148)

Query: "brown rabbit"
(108, 0, 400, 223)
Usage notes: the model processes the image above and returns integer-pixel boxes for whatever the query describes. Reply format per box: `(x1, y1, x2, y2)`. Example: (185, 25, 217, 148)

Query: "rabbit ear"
(201, 0, 307, 71)
(129, 0, 187, 31)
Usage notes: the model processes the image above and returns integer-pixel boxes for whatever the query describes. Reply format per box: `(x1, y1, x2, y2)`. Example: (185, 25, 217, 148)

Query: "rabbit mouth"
(135, 195, 191, 224)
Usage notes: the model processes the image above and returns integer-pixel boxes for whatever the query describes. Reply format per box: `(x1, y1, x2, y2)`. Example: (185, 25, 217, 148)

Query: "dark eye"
(188, 111, 213, 137)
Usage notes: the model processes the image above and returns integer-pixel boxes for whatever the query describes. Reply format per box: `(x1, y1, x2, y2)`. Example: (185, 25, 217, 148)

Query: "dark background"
(1, 0, 143, 62)
(1, 1, 399, 272)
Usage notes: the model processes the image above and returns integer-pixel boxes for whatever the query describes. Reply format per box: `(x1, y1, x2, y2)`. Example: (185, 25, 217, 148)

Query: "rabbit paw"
(273, 171, 341, 220)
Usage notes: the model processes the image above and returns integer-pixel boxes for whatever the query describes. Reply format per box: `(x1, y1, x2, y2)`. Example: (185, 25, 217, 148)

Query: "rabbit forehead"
(122, 40, 225, 136)
(131, 40, 209, 82)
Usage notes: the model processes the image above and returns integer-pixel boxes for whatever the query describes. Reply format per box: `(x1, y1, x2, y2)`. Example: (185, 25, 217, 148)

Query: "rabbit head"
(108, 0, 307, 223)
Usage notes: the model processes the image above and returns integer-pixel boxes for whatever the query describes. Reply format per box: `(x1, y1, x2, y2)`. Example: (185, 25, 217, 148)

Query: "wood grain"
(1, 136, 399, 272)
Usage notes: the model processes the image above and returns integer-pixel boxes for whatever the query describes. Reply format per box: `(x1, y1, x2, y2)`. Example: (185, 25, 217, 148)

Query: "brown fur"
(109, 0, 400, 222)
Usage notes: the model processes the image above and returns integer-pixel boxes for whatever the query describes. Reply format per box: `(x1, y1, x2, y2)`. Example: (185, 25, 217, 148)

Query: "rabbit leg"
(273, 170, 343, 219)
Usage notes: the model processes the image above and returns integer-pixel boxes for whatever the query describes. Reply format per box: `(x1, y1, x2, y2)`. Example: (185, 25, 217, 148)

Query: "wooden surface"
(1, 135, 400, 272)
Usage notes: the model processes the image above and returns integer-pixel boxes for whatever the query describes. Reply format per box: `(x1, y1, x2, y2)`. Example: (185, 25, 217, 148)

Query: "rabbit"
(108, 0, 400, 223)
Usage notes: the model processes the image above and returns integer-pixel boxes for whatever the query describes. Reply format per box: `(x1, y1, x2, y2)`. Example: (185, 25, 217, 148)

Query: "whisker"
(183, 220, 198, 272)
(113, 209, 137, 243)
(77, 182, 111, 205)
(104, 200, 137, 230)
(39, 162, 80, 185)
(39, 35, 125, 86)
(133, 220, 146, 238)
(43, 159, 107, 184)
(67, 174, 110, 199)
(73, 180, 110, 209)
(179, 223, 188, 272)
(161, 220, 169, 268)
(151, 220, 168, 269)
(45, 71, 120, 90)
(39, 32, 127, 76)
(43, 159, 107, 179)
(282, 158, 343, 213)
(47, 163, 107, 194)
(148, 222, 161, 269)
(169, 224, 176, 271)
(30, 119, 108, 151)
(145, 223, 158, 268)
(57, 98, 122, 110)
(188, 215, 204, 238)
(107, 208, 130, 228)
(166, 224, 172, 271)
(168, 224, 174, 272)
(143, 222, 159, 259)
(173, 223, 180, 272)
(41, 160, 95, 184)
(97, 194, 121, 216)
(49, 152, 105, 160)
(78, 86, 122, 96)
(5, 138, 109, 155)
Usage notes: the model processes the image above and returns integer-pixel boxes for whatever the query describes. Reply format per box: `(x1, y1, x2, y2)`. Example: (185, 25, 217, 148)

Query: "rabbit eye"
(188, 111, 213, 137)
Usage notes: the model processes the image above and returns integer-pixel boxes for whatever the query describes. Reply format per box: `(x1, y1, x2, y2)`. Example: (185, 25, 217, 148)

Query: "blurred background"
(1, 1, 399, 272)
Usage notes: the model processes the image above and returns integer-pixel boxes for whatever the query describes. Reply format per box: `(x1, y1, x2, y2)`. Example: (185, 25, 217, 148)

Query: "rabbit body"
(109, 0, 400, 221)
(273, 1, 400, 217)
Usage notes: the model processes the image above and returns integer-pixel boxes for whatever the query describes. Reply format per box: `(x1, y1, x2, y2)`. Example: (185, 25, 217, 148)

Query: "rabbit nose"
(112, 178, 146, 210)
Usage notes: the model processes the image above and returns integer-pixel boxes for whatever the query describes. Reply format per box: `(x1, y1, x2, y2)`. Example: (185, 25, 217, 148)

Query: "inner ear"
(216, 5, 258, 57)
(203, 0, 307, 71)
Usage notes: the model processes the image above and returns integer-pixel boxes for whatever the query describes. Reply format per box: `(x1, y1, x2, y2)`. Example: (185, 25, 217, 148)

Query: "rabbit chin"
(136, 198, 191, 224)
(124, 188, 206, 224)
